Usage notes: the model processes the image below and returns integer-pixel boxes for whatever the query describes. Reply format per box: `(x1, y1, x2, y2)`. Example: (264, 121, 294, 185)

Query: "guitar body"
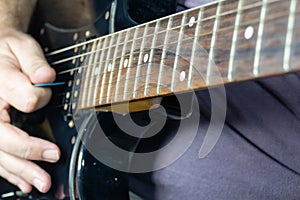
(2, 0, 299, 199)
(0, 0, 178, 199)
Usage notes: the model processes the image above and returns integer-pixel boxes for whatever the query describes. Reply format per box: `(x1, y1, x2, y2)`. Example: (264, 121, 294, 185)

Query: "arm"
(0, 0, 60, 193)
(0, 0, 36, 32)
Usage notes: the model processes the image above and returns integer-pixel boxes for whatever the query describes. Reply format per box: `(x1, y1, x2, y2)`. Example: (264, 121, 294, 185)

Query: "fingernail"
(34, 66, 50, 75)
(33, 178, 46, 193)
(42, 149, 59, 162)
(32, 66, 55, 83)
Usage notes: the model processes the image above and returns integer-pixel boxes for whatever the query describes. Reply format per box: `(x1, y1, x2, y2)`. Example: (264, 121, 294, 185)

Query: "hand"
(0, 29, 60, 193)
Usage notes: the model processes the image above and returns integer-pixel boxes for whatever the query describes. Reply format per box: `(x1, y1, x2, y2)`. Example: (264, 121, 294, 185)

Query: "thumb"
(8, 33, 56, 84)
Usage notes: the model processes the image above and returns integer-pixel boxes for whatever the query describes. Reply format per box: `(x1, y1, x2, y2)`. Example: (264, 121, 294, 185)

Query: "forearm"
(0, 0, 37, 31)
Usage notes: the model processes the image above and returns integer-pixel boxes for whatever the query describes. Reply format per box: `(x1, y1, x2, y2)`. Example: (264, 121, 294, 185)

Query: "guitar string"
(45, 0, 225, 57)
(50, 8, 295, 75)
(52, 9, 298, 106)
(47, 0, 284, 66)
(46, 0, 284, 61)
(55, 72, 193, 109)
(54, 9, 296, 77)
(50, 1, 294, 106)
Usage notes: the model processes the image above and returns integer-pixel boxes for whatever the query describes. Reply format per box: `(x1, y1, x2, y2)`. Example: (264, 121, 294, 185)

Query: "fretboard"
(59, 0, 300, 109)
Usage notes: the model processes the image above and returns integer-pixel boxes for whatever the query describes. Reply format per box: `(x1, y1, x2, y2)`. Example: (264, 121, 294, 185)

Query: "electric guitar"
(0, 0, 299, 199)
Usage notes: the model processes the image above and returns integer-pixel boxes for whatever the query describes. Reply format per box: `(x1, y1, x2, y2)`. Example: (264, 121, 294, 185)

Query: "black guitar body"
(0, 0, 178, 199)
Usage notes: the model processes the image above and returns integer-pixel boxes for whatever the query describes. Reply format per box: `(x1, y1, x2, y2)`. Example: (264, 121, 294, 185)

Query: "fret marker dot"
(124, 58, 129, 68)
(180, 71, 186, 82)
(143, 53, 149, 63)
(244, 26, 254, 40)
(188, 16, 196, 27)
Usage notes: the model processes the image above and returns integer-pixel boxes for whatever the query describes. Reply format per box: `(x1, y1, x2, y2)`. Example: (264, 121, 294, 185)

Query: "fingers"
(0, 30, 56, 84)
(0, 165, 32, 193)
(0, 122, 60, 162)
(0, 29, 59, 194)
(0, 121, 60, 193)
(0, 62, 52, 112)
(9, 37, 56, 84)
(0, 30, 55, 112)
(0, 150, 51, 193)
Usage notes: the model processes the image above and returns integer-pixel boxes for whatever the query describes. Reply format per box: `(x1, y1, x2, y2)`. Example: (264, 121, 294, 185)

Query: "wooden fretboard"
(50, 0, 300, 110)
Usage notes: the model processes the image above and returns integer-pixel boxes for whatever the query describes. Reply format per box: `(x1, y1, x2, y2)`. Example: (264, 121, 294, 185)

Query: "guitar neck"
(51, 0, 300, 109)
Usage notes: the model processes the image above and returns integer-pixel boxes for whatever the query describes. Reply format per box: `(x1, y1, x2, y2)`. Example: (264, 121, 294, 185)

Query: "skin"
(0, 0, 60, 193)
(0, 0, 104, 194)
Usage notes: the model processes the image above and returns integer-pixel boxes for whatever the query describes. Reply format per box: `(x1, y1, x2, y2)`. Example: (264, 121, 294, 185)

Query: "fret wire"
(283, 0, 297, 72)
(57, 8, 298, 83)
(171, 12, 187, 92)
(54, 4, 298, 101)
(75, 67, 176, 96)
(106, 32, 122, 103)
(56, 75, 173, 108)
(46, 0, 262, 58)
(58, 10, 298, 84)
(114, 30, 130, 102)
(92, 38, 105, 106)
(253, 0, 268, 77)
(47, 0, 283, 62)
(99, 35, 115, 105)
(133, 24, 149, 99)
(93, 37, 107, 106)
(97, 85, 165, 105)
(188, 7, 203, 89)
(49, 0, 288, 67)
(57, 67, 170, 99)
(144, 20, 161, 96)
(86, 41, 98, 107)
(206, 1, 223, 85)
(123, 27, 140, 100)
(80, 42, 95, 108)
(228, 0, 244, 82)
(46, 0, 222, 57)
(157, 17, 173, 94)
(55, 5, 298, 108)
(83, 69, 196, 106)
